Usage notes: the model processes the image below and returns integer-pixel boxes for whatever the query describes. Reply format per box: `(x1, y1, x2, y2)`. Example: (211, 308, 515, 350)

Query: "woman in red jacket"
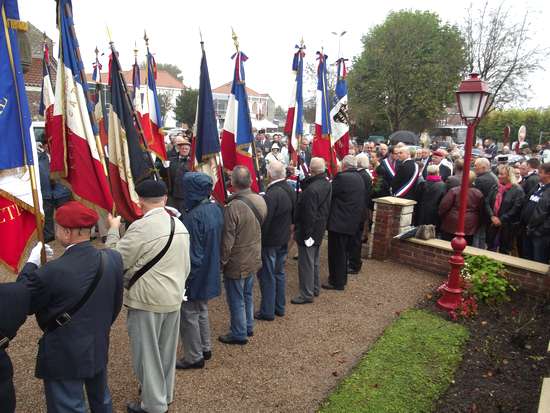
(438, 171, 484, 245)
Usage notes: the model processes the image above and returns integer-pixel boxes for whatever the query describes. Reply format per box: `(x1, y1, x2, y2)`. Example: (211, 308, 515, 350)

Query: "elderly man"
(391, 145, 420, 200)
(220, 166, 267, 344)
(106, 180, 190, 413)
(18, 202, 124, 413)
(176, 173, 224, 370)
(256, 160, 295, 320)
(426, 149, 452, 182)
(473, 158, 498, 249)
(168, 136, 192, 212)
(324, 155, 365, 291)
(348, 154, 372, 275)
(291, 158, 332, 304)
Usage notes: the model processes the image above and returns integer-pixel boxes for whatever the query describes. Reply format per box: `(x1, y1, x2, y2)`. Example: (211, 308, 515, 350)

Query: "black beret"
(135, 179, 168, 197)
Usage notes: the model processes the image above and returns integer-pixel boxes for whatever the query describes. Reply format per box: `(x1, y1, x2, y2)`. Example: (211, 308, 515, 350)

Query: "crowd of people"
(1, 127, 549, 413)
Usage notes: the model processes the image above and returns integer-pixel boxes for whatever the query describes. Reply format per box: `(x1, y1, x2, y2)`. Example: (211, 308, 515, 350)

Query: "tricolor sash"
(393, 161, 419, 197)
(382, 157, 396, 178)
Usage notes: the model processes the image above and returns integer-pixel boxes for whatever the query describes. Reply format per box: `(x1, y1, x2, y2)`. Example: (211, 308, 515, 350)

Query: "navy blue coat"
(181, 172, 224, 302)
(17, 242, 123, 380)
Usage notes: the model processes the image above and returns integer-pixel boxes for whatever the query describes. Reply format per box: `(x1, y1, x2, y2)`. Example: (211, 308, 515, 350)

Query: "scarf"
(494, 183, 512, 216)
(427, 175, 442, 182)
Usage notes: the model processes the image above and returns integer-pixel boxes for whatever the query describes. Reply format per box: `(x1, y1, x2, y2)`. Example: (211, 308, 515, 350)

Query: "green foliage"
(348, 10, 466, 135)
(156, 91, 174, 123)
(174, 88, 199, 128)
(320, 310, 469, 413)
(274, 105, 286, 120)
(462, 255, 516, 304)
(477, 108, 550, 144)
(156, 63, 183, 81)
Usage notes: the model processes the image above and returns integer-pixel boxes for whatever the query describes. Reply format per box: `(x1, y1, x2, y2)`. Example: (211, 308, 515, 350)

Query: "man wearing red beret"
(17, 201, 124, 413)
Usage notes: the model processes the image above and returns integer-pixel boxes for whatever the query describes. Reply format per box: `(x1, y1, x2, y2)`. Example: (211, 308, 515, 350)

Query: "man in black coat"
(520, 158, 541, 197)
(257, 160, 296, 319)
(324, 155, 365, 291)
(168, 136, 191, 212)
(291, 158, 332, 304)
(373, 146, 398, 198)
(0, 282, 30, 413)
(417, 164, 448, 227)
(348, 154, 372, 274)
(391, 145, 420, 200)
(17, 202, 124, 412)
(473, 158, 499, 248)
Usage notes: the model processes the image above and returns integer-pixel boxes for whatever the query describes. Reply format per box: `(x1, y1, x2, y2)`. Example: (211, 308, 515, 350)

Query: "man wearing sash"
(391, 145, 420, 200)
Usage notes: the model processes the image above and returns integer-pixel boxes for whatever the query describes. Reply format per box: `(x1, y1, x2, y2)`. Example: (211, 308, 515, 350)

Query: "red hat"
(432, 149, 445, 157)
(55, 201, 99, 228)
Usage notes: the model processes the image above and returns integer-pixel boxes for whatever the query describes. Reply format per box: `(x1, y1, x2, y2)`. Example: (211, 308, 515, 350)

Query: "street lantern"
(437, 73, 491, 312)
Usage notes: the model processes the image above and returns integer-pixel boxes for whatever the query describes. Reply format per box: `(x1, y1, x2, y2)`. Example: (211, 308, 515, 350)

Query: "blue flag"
(195, 46, 220, 162)
(0, 0, 33, 169)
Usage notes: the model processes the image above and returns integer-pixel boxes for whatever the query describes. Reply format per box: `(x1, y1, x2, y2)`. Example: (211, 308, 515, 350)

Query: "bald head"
(310, 157, 326, 176)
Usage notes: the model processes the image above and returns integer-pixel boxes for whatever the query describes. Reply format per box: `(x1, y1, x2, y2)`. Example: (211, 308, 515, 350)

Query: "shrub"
(461, 255, 516, 304)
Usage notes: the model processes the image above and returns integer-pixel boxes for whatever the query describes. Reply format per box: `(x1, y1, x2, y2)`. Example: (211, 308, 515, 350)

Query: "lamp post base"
(437, 235, 466, 311)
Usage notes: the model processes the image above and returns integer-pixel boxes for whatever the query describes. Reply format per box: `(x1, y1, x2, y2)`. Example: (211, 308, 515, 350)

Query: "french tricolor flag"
(220, 49, 260, 193)
(330, 58, 350, 160)
(284, 43, 305, 165)
(140, 48, 168, 161)
(39, 43, 54, 139)
(48, 0, 113, 213)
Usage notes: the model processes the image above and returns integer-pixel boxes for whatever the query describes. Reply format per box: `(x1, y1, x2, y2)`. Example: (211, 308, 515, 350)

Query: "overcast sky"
(18, 0, 550, 109)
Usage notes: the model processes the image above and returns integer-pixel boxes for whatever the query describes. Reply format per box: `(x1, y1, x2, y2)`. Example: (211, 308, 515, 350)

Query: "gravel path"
(3, 242, 442, 412)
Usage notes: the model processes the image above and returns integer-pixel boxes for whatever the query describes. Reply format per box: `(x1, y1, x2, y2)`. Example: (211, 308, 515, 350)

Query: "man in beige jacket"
(106, 180, 190, 413)
(220, 166, 267, 345)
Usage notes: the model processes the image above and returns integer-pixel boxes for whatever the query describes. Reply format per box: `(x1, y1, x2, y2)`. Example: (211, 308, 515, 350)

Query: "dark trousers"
(328, 231, 352, 289)
(486, 223, 517, 255)
(522, 235, 550, 264)
(43, 196, 71, 242)
(0, 351, 15, 413)
(44, 368, 112, 413)
(348, 220, 366, 272)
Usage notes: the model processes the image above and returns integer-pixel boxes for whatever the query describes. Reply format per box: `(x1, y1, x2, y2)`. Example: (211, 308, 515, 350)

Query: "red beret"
(432, 149, 445, 157)
(55, 201, 99, 228)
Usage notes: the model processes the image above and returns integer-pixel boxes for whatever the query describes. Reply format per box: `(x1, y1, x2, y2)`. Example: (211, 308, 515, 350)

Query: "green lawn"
(320, 309, 469, 413)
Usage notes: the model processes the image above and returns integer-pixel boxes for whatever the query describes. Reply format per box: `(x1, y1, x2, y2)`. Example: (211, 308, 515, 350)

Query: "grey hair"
(426, 164, 439, 176)
(475, 157, 491, 169)
(342, 155, 357, 169)
(356, 152, 370, 169)
(267, 160, 286, 180)
(232, 165, 252, 189)
(309, 157, 326, 175)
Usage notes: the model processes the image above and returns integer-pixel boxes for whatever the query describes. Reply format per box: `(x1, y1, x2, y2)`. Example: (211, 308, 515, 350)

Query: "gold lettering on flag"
(0, 203, 22, 224)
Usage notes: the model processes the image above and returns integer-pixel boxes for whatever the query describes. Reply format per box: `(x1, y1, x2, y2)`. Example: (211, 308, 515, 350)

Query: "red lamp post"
(437, 73, 490, 311)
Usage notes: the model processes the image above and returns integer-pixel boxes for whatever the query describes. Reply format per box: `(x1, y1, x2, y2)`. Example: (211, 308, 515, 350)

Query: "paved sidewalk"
(4, 242, 441, 412)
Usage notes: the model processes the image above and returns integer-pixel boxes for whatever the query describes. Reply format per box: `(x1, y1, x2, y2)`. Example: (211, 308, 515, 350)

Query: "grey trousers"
(297, 244, 321, 300)
(127, 308, 180, 413)
(179, 300, 211, 363)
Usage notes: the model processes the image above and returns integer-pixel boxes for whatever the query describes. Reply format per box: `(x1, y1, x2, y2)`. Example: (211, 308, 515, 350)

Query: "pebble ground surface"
(2, 241, 441, 412)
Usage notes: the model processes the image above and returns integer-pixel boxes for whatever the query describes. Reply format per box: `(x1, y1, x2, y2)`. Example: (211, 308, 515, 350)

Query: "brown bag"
(416, 224, 436, 240)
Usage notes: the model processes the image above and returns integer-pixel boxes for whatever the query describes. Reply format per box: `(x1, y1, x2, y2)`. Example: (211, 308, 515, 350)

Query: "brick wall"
(371, 197, 550, 296)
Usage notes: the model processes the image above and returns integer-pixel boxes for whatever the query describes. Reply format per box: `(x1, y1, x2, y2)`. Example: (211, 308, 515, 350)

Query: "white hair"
(342, 155, 357, 169)
(356, 152, 370, 169)
(426, 164, 439, 176)
(267, 160, 286, 180)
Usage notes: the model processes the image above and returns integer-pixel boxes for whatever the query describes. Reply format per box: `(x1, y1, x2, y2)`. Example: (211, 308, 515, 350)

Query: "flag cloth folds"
(284, 43, 305, 165)
(311, 52, 337, 175)
(330, 58, 350, 160)
(108, 45, 155, 222)
(140, 47, 168, 161)
(220, 50, 260, 192)
(92, 51, 109, 148)
(193, 43, 226, 203)
(48, 0, 112, 213)
(0, 0, 43, 272)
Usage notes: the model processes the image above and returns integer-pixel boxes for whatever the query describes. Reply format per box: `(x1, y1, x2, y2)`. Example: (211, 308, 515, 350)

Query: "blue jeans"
(224, 275, 254, 340)
(44, 369, 112, 413)
(523, 235, 550, 264)
(258, 245, 288, 318)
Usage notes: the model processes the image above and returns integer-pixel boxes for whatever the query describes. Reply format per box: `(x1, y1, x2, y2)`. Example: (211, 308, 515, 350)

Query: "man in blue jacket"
(176, 173, 224, 369)
(18, 201, 124, 412)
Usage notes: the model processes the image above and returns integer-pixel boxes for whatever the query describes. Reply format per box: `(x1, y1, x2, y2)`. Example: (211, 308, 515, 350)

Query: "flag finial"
(144, 30, 149, 47)
(94, 46, 99, 57)
(300, 37, 305, 48)
(231, 27, 239, 52)
(134, 41, 138, 58)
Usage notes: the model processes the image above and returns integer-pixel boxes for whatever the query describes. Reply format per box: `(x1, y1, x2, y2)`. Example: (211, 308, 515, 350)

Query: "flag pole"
(107, 31, 159, 180)
(321, 47, 337, 175)
(62, 1, 108, 178)
(2, 5, 45, 264)
(231, 28, 263, 192)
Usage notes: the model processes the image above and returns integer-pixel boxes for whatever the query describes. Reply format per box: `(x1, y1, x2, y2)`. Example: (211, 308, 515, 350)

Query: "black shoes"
(176, 358, 205, 370)
(254, 312, 275, 321)
(203, 350, 212, 360)
(321, 283, 345, 291)
(291, 296, 314, 304)
(348, 268, 360, 275)
(218, 334, 248, 345)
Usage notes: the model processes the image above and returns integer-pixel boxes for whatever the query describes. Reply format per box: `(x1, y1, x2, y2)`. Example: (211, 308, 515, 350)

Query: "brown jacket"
(221, 189, 267, 279)
(438, 186, 484, 236)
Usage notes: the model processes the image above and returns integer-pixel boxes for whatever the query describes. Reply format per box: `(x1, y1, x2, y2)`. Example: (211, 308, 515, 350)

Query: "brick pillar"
(369, 197, 417, 260)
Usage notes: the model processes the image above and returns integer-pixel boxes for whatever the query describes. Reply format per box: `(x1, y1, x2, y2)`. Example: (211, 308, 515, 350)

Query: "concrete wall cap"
(373, 196, 417, 206)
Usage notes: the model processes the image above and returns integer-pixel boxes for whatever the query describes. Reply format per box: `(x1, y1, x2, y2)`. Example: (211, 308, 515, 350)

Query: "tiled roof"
(212, 81, 264, 97)
(24, 57, 56, 87)
(85, 69, 185, 89)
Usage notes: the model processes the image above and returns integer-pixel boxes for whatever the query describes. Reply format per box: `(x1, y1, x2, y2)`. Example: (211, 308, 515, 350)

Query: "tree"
(348, 10, 466, 133)
(274, 105, 286, 120)
(157, 90, 174, 123)
(156, 63, 183, 82)
(463, 1, 549, 112)
(174, 88, 199, 128)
